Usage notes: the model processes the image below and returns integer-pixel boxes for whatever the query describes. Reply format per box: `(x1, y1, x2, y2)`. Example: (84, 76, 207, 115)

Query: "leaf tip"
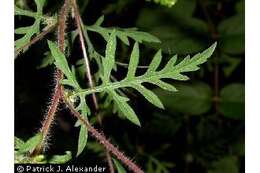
(160, 104, 165, 110)
(136, 121, 141, 127)
(212, 42, 217, 50)
(209, 42, 217, 54)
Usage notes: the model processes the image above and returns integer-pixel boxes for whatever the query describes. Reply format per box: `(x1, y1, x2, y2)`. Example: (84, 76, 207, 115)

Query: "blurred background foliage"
(15, 0, 244, 172)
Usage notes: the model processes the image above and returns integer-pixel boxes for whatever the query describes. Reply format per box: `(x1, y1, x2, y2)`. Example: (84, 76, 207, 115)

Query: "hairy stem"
(32, 0, 69, 156)
(61, 91, 144, 173)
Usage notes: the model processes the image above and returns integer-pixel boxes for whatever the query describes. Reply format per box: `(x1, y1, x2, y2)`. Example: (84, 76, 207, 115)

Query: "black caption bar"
(15, 164, 108, 173)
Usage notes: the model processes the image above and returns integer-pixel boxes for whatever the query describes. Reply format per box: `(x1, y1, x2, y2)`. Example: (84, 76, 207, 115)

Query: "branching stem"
(28, 2, 143, 172)
(61, 91, 144, 173)
(15, 23, 57, 58)
(32, 0, 69, 156)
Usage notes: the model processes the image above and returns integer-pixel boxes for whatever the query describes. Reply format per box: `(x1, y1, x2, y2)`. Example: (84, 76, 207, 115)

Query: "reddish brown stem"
(32, 0, 69, 156)
(71, 1, 114, 172)
(61, 93, 144, 173)
(71, 0, 98, 110)
(30, 2, 142, 173)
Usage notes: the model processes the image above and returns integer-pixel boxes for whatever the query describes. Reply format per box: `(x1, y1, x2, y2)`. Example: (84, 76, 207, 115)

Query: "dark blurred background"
(15, 0, 244, 172)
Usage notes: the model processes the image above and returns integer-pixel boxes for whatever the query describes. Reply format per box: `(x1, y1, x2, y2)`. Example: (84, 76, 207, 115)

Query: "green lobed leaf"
(15, 26, 35, 34)
(47, 40, 80, 89)
(15, 0, 47, 53)
(219, 84, 244, 120)
(76, 125, 88, 156)
(109, 91, 141, 126)
(126, 42, 139, 79)
(15, 6, 36, 17)
(48, 41, 91, 154)
(35, 0, 46, 12)
(146, 50, 162, 73)
(150, 79, 177, 92)
(125, 30, 161, 44)
(74, 42, 216, 125)
(131, 84, 164, 109)
(116, 31, 130, 45)
(103, 30, 117, 83)
(175, 42, 217, 73)
(86, 16, 160, 45)
(113, 159, 127, 173)
(94, 15, 104, 26)
(15, 22, 41, 52)
(18, 133, 43, 154)
(76, 95, 91, 117)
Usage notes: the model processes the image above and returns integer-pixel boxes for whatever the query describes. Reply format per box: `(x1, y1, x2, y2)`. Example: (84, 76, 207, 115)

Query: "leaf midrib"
(74, 69, 182, 96)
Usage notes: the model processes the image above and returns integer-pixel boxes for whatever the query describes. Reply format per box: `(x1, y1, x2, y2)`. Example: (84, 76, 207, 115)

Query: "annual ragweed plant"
(15, 0, 216, 172)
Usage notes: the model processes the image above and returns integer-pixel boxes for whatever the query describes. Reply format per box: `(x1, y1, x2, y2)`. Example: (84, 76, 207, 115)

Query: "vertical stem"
(70, 1, 114, 172)
(71, 0, 98, 110)
(80, 19, 95, 55)
(32, 0, 69, 156)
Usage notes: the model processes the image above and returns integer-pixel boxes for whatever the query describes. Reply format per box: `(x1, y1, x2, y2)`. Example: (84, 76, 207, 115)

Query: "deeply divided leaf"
(15, 0, 47, 53)
(109, 91, 141, 126)
(74, 37, 216, 125)
(86, 16, 161, 45)
(47, 40, 80, 89)
(103, 30, 117, 83)
(126, 42, 140, 79)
